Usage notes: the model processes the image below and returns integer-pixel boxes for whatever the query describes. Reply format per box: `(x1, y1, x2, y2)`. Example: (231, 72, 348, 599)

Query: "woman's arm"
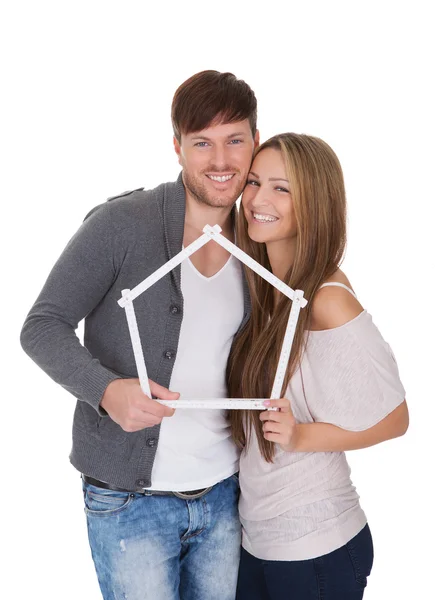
(293, 400, 409, 451)
(261, 277, 409, 452)
(261, 398, 409, 452)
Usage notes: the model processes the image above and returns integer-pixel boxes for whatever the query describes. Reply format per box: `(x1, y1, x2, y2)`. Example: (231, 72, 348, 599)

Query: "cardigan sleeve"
(20, 203, 122, 414)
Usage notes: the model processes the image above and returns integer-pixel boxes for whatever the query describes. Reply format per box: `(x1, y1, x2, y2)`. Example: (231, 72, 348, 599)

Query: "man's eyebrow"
(248, 171, 289, 183)
(190, 132, 247, 141)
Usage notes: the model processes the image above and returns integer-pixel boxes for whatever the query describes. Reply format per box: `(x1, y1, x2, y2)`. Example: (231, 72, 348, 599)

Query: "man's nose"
(211, 144, 230, 169)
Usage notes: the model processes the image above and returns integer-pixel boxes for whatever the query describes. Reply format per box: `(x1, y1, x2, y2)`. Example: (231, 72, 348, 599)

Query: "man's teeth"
(253, 213, 278, 222)
(208, 174, 234, 182)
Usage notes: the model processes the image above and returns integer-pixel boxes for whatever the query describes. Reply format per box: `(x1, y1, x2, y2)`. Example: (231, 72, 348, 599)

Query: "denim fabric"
(236, 524, 374, 600)
(83, 474, 241, 600)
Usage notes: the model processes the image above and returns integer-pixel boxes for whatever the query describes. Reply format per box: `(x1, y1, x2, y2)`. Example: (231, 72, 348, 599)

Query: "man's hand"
(100, 378, 179, 432)
(260, 398, 298, 451)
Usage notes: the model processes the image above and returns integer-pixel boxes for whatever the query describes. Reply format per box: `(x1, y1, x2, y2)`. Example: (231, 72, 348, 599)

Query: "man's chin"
(196, 188, 240, 208)
(205, 196, 238, 209)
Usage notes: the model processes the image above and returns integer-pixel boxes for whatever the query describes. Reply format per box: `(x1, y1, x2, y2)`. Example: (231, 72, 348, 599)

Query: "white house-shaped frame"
(118, 224, 308, 410)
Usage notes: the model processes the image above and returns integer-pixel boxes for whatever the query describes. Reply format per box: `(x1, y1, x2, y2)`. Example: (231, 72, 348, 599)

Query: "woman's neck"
(266, 237, 297, 282)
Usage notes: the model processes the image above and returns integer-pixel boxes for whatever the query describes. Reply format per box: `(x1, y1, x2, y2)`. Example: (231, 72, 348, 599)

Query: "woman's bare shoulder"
(309, 269, 364, 331)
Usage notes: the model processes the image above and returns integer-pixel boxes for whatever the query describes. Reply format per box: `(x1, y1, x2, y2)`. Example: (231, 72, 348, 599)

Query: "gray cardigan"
(20, 174, 251, 490)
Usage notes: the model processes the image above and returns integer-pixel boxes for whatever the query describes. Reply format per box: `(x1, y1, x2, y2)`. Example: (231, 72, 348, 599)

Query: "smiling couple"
(21, 70, 408, 600)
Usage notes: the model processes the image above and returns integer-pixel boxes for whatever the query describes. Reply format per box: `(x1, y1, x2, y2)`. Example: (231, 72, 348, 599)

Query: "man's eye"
(194, 142, 209, 147)
(246, 179, 260, 187)
(229, 139, 243, 144)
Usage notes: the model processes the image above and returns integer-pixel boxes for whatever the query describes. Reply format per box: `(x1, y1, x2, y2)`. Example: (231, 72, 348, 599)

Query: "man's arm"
(20, 203, 177, 426)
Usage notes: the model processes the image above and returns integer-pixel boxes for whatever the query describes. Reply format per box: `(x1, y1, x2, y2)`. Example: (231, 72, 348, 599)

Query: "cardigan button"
(163, 350, 175, 360)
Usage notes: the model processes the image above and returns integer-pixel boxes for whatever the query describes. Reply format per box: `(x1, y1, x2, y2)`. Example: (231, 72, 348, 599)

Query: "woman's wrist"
(281, 423, 303, 452)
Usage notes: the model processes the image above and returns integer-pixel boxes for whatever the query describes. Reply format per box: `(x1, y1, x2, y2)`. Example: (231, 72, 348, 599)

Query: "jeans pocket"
(83, 483, 134, 517)
(345, 524, 374, 587)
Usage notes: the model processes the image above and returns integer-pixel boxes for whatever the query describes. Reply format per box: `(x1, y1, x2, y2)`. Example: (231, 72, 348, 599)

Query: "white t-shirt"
(148, 253, 244, 491)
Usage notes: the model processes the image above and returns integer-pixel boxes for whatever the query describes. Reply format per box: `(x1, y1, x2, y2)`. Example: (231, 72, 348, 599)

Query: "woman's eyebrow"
(249, 171, 288, 183)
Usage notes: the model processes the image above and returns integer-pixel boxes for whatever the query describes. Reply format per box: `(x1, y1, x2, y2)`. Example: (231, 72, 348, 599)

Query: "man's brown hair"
(171, 70, 257, 142)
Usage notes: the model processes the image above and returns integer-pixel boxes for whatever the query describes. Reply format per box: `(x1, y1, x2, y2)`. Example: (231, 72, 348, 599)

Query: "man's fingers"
(133, 395, 175, 419)
(159, 405, 176, 418)
(149, 379, 180, 400)
(122, 405, 176, 431)
(144, 398, 175, 418)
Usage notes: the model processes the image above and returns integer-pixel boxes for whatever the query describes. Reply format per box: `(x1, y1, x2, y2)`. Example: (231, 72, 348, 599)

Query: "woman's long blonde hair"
(227, 133, 347, 462)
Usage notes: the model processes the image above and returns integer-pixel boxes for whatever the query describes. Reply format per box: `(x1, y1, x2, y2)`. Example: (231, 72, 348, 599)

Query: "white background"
(1, 1, 434, 598)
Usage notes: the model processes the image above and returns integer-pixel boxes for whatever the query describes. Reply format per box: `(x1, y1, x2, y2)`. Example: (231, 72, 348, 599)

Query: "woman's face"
(242, 148, 297, 245)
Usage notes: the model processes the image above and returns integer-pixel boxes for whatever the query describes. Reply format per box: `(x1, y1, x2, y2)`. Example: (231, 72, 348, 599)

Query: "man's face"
(174, 119, 259, 208)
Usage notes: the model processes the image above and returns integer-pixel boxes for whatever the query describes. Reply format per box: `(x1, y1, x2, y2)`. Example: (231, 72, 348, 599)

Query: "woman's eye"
(276, 186, 289, 193)
(246, 179, 260, 186)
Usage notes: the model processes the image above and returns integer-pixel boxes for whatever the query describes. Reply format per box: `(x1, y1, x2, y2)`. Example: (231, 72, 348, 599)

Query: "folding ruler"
(118, 224, 307, 410)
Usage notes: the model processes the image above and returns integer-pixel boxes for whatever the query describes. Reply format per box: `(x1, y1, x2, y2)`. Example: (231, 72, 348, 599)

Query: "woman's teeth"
(253, 212, 278, 223)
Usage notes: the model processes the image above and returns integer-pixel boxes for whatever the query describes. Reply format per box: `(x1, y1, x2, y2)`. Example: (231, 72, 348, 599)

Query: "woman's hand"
(260, 398, 298, 451)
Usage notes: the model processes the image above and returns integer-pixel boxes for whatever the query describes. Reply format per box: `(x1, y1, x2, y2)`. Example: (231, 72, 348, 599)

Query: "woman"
(227, 133, 409, 600)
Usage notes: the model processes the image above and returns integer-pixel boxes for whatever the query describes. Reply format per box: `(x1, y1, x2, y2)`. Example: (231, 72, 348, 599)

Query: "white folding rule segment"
(118, 225, 307, 410)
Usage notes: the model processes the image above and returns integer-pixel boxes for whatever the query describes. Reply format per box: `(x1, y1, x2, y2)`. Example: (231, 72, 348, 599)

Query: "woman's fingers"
(261, 399, 297, 451)
(263, 398, 292, 412)
(262, 421, 283, 434)
(259, 410, 285, 422)
(263, 432, 284, 444)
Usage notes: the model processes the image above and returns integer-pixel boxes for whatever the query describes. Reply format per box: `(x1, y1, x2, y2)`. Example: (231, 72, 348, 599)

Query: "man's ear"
(173, 136, 183, 166)
(254, 130, 260, 149)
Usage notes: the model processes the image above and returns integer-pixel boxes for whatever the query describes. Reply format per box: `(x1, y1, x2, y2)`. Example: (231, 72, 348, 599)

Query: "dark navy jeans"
(236, 524, 374, 600)
(83, 474, 241, 600)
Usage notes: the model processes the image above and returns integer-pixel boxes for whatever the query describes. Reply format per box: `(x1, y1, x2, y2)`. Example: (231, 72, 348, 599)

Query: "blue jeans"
(83, 474, 241, 600)
(236, 524, 374, 600)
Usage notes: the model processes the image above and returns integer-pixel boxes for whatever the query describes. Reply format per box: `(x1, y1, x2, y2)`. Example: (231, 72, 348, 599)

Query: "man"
(21, 70, 259, 600)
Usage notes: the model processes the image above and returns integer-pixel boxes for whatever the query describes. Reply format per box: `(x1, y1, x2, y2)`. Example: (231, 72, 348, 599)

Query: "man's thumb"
(149, 379, 180, 400)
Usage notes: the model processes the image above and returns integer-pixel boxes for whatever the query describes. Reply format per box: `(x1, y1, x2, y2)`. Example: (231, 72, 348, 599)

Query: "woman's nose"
(250, 188, 270, 208)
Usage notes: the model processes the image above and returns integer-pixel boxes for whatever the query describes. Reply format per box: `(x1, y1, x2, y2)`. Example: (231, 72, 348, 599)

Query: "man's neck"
(184, 189, 235, 241)
(182, 188, 238, 277)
